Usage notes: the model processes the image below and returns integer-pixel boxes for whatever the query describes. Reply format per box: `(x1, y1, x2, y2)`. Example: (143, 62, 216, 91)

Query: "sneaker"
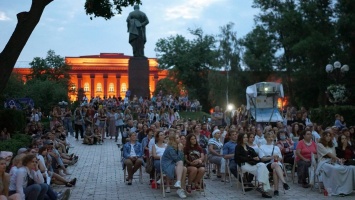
(166, 186, 171, 193)
(283, 183, 290, 190)
(174, 180, 181, 188)
(58, 189, 71, 200)
(176, 189, 187, 199)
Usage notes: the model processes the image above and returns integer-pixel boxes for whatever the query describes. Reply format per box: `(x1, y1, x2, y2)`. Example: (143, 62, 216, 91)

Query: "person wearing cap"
(307, 123, 320, 143)
(207, 129, 225, 181)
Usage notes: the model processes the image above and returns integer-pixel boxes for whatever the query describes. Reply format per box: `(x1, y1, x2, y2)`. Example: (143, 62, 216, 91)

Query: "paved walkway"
(54, 136, 354, 200)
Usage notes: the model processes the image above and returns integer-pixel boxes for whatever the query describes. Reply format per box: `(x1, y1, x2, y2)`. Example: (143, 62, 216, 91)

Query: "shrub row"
(0, 133, 32, 156)
(310, 106, 355, 128)
(0, 109, 26, 133)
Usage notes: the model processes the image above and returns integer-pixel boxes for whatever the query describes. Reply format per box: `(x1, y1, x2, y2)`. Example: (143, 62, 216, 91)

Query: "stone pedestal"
(128, 57, 150, 99)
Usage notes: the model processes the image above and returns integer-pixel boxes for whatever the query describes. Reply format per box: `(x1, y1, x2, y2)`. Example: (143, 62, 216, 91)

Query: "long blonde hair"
(168, 131, 178, 150)
(0, 157, 9, 196)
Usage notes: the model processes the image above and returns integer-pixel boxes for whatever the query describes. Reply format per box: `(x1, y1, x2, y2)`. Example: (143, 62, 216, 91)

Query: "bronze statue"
(126, 5, 149, 57)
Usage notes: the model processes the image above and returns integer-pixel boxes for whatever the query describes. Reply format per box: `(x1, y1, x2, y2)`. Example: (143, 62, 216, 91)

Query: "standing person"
(126, 5, 149, 57)
(63, 107, 73, 137)
(161, 132, 187, 199)
(97, 108, 107, 143)
(115, 108, 125, 143)
(211, 106, 223, 126)
(74, 108, 84, 140)
(107, 109, 116, 140)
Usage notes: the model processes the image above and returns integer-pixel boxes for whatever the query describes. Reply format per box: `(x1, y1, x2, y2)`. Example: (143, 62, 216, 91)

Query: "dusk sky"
(0, 0, 259, 67)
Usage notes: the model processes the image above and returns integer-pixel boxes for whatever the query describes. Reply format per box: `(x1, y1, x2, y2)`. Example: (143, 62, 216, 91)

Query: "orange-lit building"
(13, 53, 167, 101)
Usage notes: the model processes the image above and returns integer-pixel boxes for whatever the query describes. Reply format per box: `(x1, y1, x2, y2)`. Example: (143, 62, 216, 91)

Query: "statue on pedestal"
(126, 5, 149, 57)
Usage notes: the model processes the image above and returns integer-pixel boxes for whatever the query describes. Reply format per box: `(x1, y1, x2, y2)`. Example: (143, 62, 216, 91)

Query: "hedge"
(0, 133, 32, 156)
(0, 109, 26, 133)
(309, 106, 355, 128)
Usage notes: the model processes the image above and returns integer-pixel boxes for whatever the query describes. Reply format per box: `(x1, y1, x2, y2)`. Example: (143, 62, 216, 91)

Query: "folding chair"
(237, 165, 259, 195)
(282, 150, 296, 182)
(224, 159, 233, 186)
(310, 153, 321, 193)
(123, 161, 143, 184)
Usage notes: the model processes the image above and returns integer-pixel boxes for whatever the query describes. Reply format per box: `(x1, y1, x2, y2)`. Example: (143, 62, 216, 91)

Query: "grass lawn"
(179, 111, 211, 122)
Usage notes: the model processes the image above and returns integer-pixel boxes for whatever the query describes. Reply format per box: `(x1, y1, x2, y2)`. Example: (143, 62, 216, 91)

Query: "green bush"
(0, 109, 26, 133)
(0, 133, 32, 156)
(310, 106, 355, 128)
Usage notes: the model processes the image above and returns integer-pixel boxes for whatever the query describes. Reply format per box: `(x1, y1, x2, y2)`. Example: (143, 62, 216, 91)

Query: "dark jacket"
(234, 144, 259, 166)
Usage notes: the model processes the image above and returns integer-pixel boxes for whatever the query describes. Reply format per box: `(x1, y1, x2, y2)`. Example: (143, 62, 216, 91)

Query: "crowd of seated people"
(0, 111, 80, 200)
(113, 101, 354, 198)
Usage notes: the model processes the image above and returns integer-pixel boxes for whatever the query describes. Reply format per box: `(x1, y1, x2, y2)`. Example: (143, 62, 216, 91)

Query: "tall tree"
(155, 28, 219, 111)
(28, 50, 71, 88)
(250, 0, 337, 107)
(0, 0, 141, 94)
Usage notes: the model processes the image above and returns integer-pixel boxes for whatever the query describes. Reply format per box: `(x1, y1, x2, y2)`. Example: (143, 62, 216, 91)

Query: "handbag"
(263, 145, 275, 164)
(145, 156, 154, 173)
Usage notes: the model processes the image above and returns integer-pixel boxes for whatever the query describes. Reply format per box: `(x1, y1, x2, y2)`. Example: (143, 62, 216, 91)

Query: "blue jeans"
(24, 183, 48, 200)
(229, 160, 238, 179)
(63, 117, 73, 135)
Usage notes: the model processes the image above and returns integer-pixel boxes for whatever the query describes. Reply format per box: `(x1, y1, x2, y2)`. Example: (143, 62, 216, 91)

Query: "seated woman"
(259, 132, 290, 196)
(152, 131, 167, 186)
(83, 126, 95, 145)
(161, 132, 187, 199)
(0, 157, 21, 200)
(336, 134, 355, 165)
(184, 134, 205, 194)
(93, 128, 102, 144)
(295, 130, 317, 188)
(122, 132, 143, 185)
(247, 133, 259, 154)
(276, 130, 294, 165)
(37, 147, 76, 187)
(207, 129, 225, 180)
(9, 154, 48, 200)
(316, 131, 355, 196)
(235, 133, 272, 198)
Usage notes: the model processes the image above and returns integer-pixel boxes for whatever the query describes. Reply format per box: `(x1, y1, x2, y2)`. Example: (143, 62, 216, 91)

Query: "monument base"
(128, 57, 150, 99)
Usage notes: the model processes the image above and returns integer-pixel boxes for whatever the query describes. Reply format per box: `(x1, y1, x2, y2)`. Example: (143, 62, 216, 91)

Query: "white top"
(130, 144, 137, 157)
(148, 137, 156, 156)
(259, 144, 282, 166)
(15, 167, 44, 200)
(155, 144, 167, 157)
(9, 166, 19, 191)
(312, 131, 320, 142)
(254, 134, 267, 146)
(248, 143, 260, 154)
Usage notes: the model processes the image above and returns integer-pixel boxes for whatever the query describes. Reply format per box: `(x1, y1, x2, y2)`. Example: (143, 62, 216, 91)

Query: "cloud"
(57, 27, 65, 31)
(0, 11, 10, 21)
(165, 0, 222, 20)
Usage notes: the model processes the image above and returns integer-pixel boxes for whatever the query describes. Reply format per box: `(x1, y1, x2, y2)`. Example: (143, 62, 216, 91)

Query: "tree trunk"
(0, 0, 53, 94)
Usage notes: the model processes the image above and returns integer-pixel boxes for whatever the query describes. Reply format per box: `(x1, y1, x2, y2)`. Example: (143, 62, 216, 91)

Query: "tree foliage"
(84, 0, 142, 20)
(28, 50, 71, 88)
(153, 78, 181, 97)
(155, 28, 219, 111)
(24, 79, 68, 114)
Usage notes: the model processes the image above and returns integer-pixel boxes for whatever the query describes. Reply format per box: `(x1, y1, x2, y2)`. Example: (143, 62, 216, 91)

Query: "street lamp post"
(325, 61, 350, 104)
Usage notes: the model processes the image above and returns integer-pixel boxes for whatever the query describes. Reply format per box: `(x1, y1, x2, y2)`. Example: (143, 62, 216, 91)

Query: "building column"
(103, 74, 108, 98)
(77, 74, 82, 90)
(90, 74, 95, 98)
(116, 74, 121, 98)
(154, 74, 159, 88)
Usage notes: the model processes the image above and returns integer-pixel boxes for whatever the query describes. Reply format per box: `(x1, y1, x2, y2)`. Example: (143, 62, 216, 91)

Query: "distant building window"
(109, 83, 114, 92)
(121, 83, 127, 92)
(97, 83, 102, 92)
(84, 83, 89, 92)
